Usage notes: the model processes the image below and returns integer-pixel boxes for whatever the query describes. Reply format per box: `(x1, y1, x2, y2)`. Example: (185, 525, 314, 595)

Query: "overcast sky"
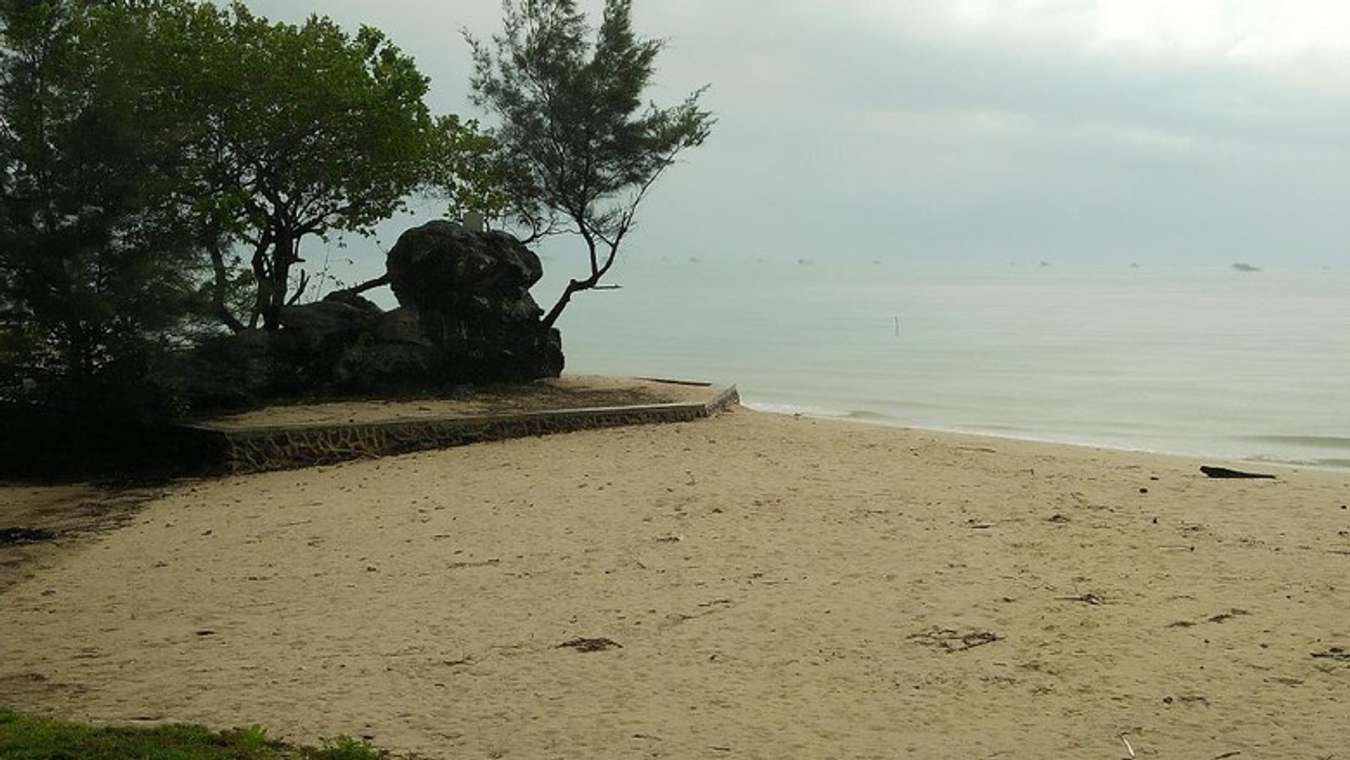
(245, 0, 1350, 271)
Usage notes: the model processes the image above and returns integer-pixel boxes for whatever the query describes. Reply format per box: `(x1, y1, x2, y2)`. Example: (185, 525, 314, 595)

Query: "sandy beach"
(2, 407, 1348, 759)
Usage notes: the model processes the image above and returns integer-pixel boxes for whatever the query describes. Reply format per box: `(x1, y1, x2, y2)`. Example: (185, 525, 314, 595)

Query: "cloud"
(240, 0, 1350, 269)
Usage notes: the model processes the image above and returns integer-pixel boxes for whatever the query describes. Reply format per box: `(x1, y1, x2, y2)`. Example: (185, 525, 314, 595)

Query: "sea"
(536, 257, 1350, 469)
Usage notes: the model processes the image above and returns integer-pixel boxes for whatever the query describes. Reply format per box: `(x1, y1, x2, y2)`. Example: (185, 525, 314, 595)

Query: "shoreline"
(743, 398, 1350, 473)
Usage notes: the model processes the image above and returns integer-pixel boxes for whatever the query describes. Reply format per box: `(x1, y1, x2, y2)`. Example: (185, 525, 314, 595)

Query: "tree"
(3, 0, 508, 426)
(465, 0, 714, 328)
(0, 0, 212, 417)
(145, 1, 496, 331)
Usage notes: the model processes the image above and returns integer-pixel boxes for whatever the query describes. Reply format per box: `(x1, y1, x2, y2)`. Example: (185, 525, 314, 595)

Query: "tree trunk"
(250, 244, 271, 330)
(208, 244, 244, 333)
(542, 279, 585, 329)
(262, 233, 294, 330)
(541, 235, 607, 329)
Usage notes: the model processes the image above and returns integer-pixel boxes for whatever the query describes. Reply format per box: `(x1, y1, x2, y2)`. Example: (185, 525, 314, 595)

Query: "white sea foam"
(743, 401, 852, 419)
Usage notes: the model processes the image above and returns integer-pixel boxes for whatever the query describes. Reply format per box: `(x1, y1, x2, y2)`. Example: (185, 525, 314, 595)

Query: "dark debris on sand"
(0, 527, 56, 546)
(908, 627, 1002, 654)
(557, 637, 623, 653)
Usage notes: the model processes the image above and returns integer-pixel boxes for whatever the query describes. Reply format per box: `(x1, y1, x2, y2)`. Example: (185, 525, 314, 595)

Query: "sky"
(244, 0, 1350, 276)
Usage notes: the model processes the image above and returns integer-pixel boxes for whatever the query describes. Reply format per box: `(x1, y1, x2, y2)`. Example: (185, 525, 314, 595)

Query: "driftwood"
(1200, 466, 1276, 480)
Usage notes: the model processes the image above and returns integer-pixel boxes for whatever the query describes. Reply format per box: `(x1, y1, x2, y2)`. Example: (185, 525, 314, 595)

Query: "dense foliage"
(0, 0, 496, 424)
(466, 0, 714, 327)
(0, 0, 213, 419)
(141, 2, 494, 331)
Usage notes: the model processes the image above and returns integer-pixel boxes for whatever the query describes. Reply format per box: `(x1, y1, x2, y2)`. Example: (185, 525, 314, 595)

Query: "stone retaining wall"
(180, 386, 739, 475)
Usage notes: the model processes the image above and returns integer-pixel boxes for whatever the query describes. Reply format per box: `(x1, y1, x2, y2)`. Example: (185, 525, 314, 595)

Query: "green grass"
(0, 709, 387, 760)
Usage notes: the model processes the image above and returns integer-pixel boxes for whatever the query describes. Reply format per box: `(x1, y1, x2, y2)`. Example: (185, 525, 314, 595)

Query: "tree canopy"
(0, 0, 212, 415)
(466, 0, 714, 327)
(2, 0, 503, 420)
(141, 1, 496, 330)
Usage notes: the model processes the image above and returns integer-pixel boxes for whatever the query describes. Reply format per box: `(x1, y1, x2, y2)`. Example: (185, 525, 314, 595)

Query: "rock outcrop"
(381, 221, 562, 384)
(177, 221, 564, 410)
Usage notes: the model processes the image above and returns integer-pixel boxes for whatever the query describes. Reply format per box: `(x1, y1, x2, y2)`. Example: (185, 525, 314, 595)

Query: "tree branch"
(286, 269, 310, 306)
(336, 273, 390, 296)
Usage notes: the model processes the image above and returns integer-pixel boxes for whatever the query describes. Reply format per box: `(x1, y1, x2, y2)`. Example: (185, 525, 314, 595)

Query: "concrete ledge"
(179, 385, 740, 475)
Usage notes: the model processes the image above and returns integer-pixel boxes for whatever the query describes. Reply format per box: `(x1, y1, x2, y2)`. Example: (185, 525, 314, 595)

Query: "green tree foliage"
(465, 0, 714, 327)
(2, 0, 502, 426)
(142, 2, 496, 331)
(0, 0, 212, 418)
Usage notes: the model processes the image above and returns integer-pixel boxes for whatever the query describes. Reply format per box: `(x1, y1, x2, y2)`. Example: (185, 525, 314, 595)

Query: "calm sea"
(539, 258, 1350, 469)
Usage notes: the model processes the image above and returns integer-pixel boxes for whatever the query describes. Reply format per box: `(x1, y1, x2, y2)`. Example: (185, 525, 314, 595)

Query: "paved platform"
(177, 377, 739, 475)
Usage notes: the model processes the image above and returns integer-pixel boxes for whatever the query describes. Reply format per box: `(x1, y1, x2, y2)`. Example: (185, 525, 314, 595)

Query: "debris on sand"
(1057, 593, 1104, 606)
(0, 527, 56, 546)
(1311, 646, 1350, 662)
(1200, 466, 1276, 480)
(557, 637, 623, 653)
(1207, 608, 1250, 624)
(908, 627, 1001, 654)
(1166, 608, 1250, 628)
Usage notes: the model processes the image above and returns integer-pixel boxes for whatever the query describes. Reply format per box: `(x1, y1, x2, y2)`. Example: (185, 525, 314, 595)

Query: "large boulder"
(387, 221, 544, 306)
(384, 221, 563, 382)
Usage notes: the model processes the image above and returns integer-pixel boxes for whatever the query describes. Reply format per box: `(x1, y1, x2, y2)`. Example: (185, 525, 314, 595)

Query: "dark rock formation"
(279, 299, 380, 351)
(175, 221, 564, 411)
(383, 221, 563, 384)
(387, 221, 544, 307)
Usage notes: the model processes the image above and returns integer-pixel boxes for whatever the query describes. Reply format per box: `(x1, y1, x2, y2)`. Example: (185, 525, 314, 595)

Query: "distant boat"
(1232, 262, 1261, 273)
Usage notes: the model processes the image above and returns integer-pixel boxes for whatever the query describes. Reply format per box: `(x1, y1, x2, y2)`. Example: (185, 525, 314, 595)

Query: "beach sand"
(2, 408, 1348, 759)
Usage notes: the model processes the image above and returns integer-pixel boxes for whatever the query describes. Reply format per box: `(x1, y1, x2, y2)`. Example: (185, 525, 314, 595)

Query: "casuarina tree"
(465, 0, 714, 328)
